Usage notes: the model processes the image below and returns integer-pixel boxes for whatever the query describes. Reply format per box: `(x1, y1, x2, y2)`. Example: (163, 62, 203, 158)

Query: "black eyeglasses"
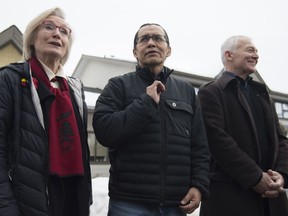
(137, 34, 166, 44)
(41, 21, 72, 38)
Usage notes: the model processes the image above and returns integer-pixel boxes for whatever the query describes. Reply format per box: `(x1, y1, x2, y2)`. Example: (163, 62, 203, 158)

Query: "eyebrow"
(42, 19, 69, 27)
(246, 46, 258, 51)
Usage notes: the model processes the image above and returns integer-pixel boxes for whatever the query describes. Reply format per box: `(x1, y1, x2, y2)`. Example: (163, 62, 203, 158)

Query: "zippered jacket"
(0, 62, 92, 216)
(93, 66, 210, 206)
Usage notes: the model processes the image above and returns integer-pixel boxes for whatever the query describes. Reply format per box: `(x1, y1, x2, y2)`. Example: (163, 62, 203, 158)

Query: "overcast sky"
(1, 0, 288, 93)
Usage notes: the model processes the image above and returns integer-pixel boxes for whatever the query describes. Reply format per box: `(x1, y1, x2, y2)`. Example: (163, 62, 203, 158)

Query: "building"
(1, 26, 288, 165)
(0, 25, 23, 66)
(72, 54, 288, 163)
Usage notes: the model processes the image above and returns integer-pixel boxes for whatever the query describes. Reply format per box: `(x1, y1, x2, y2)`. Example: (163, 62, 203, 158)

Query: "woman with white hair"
(0, 7, 92, 216)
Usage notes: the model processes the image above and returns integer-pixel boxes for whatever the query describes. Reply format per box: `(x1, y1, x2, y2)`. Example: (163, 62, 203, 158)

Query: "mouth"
(247, 59, 257, 65)
(145, 50, 159, 56)
(49, 41, 62, 47)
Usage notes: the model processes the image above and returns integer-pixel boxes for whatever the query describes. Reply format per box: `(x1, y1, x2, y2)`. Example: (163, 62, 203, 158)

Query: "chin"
(144, 58, 159, 65)
(247, 67, 257, 73)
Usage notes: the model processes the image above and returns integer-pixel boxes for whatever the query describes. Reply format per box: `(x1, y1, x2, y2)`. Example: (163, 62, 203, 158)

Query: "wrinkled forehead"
(237, 38, 256, 49)
(138, 25, 165, 36)
(43, 15, 69, 27)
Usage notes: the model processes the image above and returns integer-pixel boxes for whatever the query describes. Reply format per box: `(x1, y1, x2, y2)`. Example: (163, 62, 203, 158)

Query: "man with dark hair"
(93, 23, 210, 216)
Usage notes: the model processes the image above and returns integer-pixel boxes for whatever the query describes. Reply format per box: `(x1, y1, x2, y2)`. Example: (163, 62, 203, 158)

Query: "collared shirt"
(38, 58, 67, 89)
(225, 71, 253, 87)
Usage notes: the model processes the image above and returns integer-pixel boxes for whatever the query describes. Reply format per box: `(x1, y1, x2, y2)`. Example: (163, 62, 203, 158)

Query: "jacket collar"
(218, 71, 268, 93)
(135, 65, 174, 84)
(217, 71, 237, 90)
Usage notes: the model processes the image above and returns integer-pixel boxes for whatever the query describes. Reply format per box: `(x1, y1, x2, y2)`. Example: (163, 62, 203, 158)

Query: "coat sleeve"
(0, 70, 21, 215)
(190, 97, 210, 200)
(92, 77, 158, 148)
(270, 100, 288, 186)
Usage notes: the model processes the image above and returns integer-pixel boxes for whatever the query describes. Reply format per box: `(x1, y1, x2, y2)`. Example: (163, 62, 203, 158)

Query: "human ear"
(166, 47, 171, 57)
(225, 50, 233, 60)
(133, 49, 137, 58)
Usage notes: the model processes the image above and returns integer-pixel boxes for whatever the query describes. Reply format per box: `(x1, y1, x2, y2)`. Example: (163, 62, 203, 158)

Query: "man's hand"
(252, 169, 285, 198)
(146, 80, 165, 104)
(262, 169, 285, 198)
(179, 187, 202, 214)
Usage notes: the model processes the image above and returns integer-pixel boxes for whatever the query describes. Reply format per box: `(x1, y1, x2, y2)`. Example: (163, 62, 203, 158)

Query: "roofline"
(74, 55, 288, 102)
(72, 54, 137, 77)
(0, 25, 23, 53)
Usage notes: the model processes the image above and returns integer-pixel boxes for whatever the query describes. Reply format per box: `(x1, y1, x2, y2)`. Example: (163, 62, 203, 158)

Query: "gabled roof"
(72, 55, 137, 90)
(0, 25, 23, 53)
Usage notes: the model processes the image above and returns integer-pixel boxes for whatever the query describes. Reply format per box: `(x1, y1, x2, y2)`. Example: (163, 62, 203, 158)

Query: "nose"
(253, 52, 259, 59)
(53, 27, 61, 34)
(147, 37, 156, 46)
(52, 27, 61, 38)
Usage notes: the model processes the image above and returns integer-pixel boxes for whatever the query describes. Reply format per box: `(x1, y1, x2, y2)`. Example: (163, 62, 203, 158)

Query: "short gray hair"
(220, 35, 252, 65)
(23, 7, 74, 65)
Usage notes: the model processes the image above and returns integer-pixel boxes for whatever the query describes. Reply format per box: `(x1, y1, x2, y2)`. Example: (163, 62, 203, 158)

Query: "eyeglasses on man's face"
(137, 34, 166, 44)
(41, 21, 72, 38)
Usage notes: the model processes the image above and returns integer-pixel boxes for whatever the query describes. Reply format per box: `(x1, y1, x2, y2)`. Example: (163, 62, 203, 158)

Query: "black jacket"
(0, 62, 92, 216)
(198, 72, 288, 216)
(93, 66, 210, 206)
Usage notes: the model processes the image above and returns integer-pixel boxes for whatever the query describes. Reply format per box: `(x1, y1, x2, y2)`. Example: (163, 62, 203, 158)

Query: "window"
(88, 131, 109, 163)
(275, 102, 288, 119)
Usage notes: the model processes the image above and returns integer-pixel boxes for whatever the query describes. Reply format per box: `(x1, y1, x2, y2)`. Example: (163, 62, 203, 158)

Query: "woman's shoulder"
(0, 61, 28, 80)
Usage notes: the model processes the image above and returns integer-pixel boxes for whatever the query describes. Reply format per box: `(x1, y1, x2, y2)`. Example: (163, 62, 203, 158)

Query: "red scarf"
(29, 57, 84, 177)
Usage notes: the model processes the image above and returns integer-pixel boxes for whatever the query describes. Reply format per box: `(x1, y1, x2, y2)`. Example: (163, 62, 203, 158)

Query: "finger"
(179, 201, 199, 214)
(156, 83, 165, 93)
(262, 190, 280, 198)
(180, 198, 190, 206)
(276, 187, 286, 193)
(267, 169, 274, 175)
(269, 183, 282, 190)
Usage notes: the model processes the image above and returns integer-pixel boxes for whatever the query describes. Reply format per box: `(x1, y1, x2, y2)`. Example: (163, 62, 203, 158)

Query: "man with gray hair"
(198, 35, 288, 216)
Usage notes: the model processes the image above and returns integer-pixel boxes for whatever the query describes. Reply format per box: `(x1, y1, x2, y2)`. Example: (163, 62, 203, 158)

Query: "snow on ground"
(90, 177, 109, 215)
(90, 177, 200, 216)
(90, 175, 288, 216)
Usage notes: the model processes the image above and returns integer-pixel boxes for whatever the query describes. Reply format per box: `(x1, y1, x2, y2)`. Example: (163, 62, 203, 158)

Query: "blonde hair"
(23, 7, 74, 65)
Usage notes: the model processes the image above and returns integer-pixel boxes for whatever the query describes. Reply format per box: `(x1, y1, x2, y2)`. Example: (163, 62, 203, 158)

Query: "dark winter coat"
(93, 66, 210, 206)
(0, 62, 92, 216)
(198, 72, 288, 216)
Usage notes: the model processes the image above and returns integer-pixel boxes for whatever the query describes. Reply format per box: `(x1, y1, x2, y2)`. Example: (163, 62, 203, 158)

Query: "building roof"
(0, 25, 23, 53)
(72, 54, 266, 88)
(72, 54, 288, 105)
(72, 54, 216, 89)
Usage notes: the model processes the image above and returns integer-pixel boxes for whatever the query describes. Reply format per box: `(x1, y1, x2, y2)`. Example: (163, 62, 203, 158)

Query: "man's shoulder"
(199, 79, 220, 91)
(110, 71, 136, 80)
(170, 75, 193, 87)
(105, 71, 137, 89)
(200, 72, 235, 91)
(200, 80, 215, 88)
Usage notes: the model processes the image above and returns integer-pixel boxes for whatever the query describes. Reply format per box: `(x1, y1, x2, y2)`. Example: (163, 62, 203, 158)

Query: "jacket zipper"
(159, 94, 166, 205)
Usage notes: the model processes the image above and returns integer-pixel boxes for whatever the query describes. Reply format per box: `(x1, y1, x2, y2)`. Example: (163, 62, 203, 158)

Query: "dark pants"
(48, 175, 89, 216)
(108, 199, 186, 216)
